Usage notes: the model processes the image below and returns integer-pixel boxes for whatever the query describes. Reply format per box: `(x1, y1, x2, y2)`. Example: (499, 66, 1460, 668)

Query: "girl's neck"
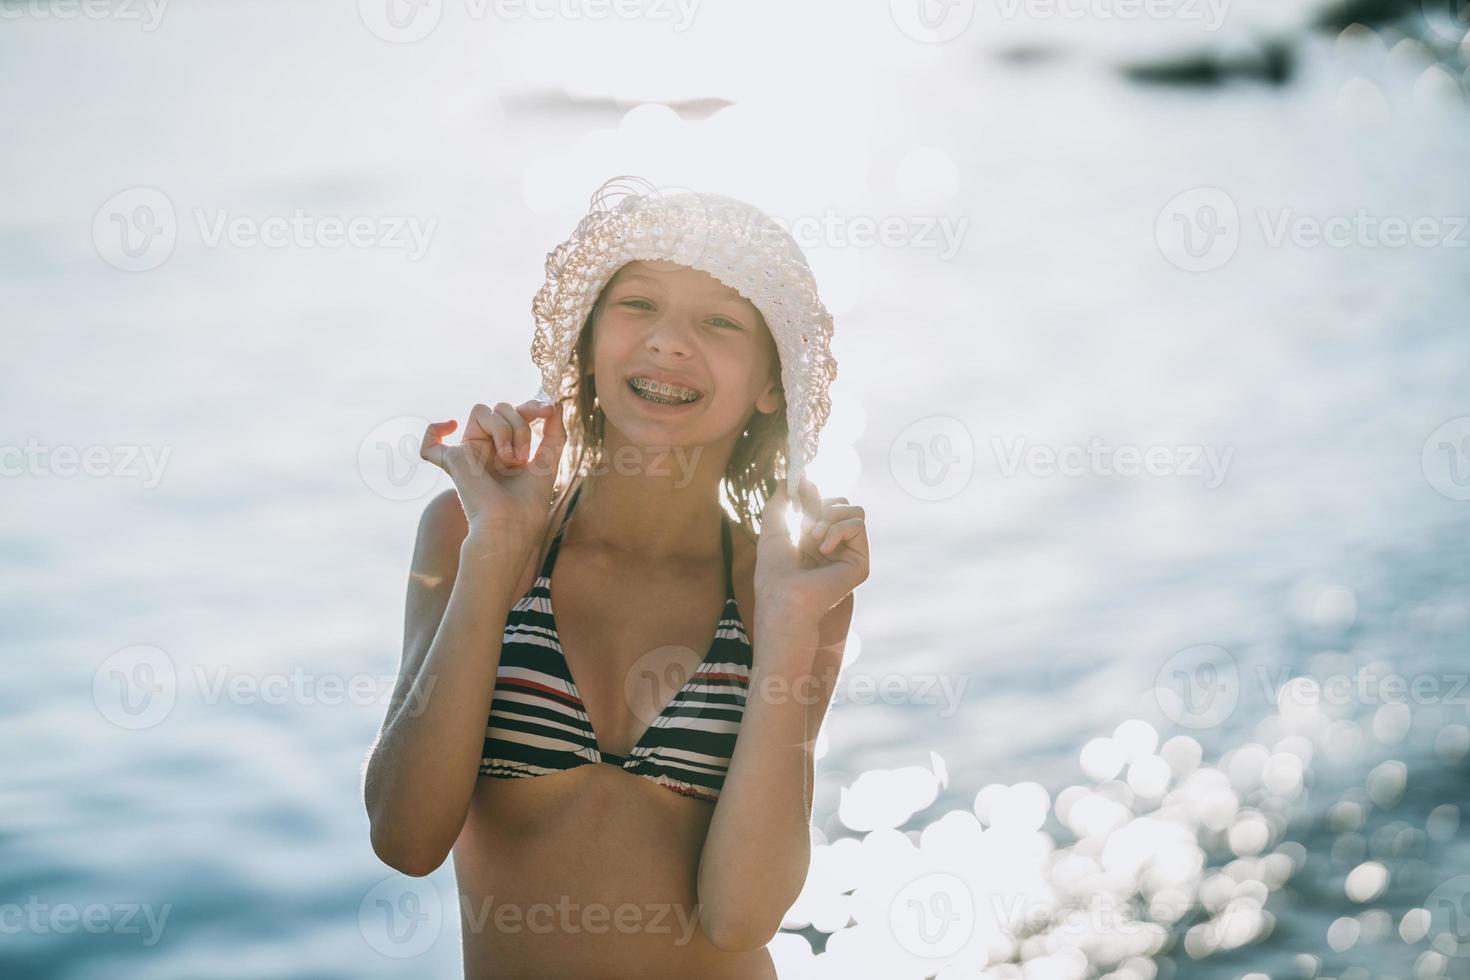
(566, 470, 726, 564)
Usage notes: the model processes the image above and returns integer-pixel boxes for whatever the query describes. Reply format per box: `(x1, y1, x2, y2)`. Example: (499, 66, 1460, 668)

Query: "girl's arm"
(695, 595, 852, 950)
(361, 488, 535, 876)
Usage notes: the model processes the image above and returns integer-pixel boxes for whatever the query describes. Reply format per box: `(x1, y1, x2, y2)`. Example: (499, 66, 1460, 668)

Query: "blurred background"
(3, 0, 1470, 977)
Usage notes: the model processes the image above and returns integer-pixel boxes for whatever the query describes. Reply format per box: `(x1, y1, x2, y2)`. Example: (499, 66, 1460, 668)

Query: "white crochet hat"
(530, 176, 838, 502)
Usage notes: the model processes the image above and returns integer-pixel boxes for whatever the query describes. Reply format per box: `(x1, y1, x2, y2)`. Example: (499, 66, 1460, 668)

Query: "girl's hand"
(753, 477, 869, 624)
(418, 397, 569, 541)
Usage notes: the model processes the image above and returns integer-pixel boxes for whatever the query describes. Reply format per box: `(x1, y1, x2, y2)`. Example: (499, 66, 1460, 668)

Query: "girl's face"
(590, 259, 783, 448)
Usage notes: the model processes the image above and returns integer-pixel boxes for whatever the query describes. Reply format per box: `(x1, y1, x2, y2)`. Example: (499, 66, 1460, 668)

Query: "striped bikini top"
(479, 484, 753, 803)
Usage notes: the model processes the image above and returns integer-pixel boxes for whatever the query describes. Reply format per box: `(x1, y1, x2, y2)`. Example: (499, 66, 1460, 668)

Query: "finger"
(760, 482, 790, 530)
(468, 403, 515, 463)
(516, 399, 554, 458)
(495, 401, 533, 463)
(507, 400, 558, 463)
(463, 404, 519, 477)
(419, 419, 457, 469)
(817, 517, 867, 557)
(797, 476, 822, 515)
(528, 399, 568, 476)
(516, 398, 555, 421)
(796, 477, 823, 528)
(810, 503, 864, 538)
(764, 481, 786, 511)
(465, 403, 499, 445)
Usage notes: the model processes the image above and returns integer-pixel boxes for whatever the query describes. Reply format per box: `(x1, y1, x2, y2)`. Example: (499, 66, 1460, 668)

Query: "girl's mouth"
(626, 377, 703, 407)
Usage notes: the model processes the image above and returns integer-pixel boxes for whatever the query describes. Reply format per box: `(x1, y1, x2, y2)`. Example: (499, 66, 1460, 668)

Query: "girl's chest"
(549, 542, 756, 759)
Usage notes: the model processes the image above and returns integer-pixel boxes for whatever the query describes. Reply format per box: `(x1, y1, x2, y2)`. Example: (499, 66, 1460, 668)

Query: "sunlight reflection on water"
(3, 1, 1470, 978)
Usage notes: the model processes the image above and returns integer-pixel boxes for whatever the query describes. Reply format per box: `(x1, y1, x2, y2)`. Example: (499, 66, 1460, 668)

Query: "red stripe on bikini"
(499, 677, 583, 706)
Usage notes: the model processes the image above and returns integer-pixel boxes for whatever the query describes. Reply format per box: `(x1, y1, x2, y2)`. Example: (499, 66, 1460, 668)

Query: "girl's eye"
(616, 298, 739, 329)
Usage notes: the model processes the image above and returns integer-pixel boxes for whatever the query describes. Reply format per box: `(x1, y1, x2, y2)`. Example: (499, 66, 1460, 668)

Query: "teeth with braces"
(629, 378, 701, 404)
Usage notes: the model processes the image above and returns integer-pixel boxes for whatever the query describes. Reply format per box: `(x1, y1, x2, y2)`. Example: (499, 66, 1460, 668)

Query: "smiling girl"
(363, 179, 868, 979)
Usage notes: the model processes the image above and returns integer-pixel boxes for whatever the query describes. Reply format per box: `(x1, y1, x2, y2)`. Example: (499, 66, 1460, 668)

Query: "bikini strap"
(720, 514, 735, 600)
(538, 483, 583, 579)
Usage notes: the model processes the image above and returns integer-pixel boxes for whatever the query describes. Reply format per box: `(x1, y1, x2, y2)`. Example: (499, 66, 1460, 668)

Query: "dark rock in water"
(994, 45, 1063, 67)
(1312, 0, 1420, 30)
(1121, 37, 1295, 87)
(501, 89, 733, 121)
